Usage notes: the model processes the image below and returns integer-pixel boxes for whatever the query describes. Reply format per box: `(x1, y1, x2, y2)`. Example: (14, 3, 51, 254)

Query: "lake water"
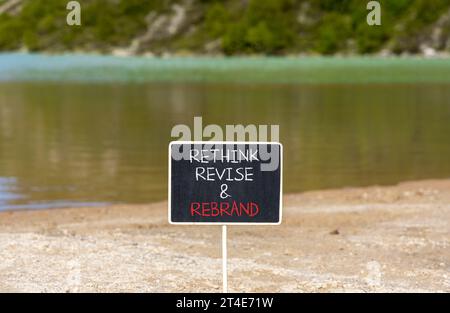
(1, 54, 450, 210)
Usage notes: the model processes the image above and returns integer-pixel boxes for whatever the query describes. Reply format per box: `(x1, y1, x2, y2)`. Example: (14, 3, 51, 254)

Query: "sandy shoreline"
(0, 179, 449, 292)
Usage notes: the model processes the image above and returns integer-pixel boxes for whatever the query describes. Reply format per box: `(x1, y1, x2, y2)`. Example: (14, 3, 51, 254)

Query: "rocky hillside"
(0, 0, 450, 56)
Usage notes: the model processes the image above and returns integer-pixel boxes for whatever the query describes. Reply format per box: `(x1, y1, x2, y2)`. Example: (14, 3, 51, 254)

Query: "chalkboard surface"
(169, 142, 282, 224)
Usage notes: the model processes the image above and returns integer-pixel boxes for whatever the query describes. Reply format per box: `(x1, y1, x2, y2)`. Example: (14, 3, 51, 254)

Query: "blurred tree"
(0, 0, 449, 55)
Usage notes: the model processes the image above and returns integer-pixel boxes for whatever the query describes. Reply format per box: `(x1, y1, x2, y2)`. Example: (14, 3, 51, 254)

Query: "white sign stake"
(222, 225, 228, 293)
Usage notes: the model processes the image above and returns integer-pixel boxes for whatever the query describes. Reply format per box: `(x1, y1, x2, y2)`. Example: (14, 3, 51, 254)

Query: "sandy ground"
(0, 179, 449, 293)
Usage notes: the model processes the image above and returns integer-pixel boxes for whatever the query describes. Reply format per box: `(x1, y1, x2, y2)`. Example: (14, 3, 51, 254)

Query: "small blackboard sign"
(169, 141, 282, 225)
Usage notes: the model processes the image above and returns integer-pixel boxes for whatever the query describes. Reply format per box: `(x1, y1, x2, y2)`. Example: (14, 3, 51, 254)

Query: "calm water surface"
(1, 81, 450, 210)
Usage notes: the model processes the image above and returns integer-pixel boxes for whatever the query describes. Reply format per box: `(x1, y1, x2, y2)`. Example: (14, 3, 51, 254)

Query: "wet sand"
(0, 179, 449, 292)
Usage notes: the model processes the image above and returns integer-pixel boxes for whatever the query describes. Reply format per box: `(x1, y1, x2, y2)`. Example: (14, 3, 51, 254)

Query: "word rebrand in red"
(190, 201, 260, 217)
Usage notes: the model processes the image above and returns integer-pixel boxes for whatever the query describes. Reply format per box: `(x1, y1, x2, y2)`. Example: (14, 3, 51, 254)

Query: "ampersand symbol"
(220, 184, 231, 199)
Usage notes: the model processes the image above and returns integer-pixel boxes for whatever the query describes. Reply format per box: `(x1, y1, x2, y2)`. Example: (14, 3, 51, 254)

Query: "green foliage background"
(0, 0, 449, 54)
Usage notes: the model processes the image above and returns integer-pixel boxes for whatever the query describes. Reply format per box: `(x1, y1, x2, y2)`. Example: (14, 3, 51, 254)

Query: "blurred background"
(0, 0, 450, 210)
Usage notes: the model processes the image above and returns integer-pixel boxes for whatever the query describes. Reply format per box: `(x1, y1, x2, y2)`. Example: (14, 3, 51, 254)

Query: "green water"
(0, 55, 450, 210)
(3, 54, 450, 84)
